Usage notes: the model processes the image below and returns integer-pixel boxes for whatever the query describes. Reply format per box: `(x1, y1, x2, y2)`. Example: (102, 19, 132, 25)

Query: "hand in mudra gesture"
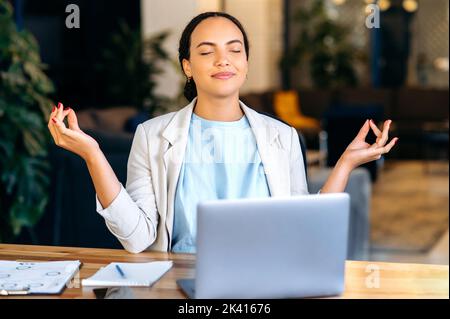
(341, 119, 398, 169)
(47, 102, 100, 161)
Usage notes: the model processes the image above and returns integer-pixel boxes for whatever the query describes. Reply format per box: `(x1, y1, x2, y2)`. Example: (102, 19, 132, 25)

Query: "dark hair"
(178, 12, 250, 102)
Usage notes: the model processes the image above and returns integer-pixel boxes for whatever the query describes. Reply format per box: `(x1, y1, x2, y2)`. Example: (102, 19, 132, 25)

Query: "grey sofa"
(308, 167, 372, 261)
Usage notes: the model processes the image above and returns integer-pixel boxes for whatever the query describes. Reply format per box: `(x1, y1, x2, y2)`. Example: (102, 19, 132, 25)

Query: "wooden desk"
(0, 244, 448, 299)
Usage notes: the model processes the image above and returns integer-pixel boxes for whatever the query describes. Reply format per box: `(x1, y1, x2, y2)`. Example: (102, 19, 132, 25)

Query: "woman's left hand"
(340, 119, 398, 171)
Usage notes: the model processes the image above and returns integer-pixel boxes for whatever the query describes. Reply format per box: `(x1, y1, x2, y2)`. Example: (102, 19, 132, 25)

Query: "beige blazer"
(96, 97, 308, 253)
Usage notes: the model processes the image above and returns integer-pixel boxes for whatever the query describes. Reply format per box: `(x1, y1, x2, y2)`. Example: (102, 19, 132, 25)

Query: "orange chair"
(273, 90, 321, 133)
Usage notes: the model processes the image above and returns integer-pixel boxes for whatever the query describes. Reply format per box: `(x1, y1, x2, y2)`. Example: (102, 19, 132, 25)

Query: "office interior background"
(0, 0, 448, 265)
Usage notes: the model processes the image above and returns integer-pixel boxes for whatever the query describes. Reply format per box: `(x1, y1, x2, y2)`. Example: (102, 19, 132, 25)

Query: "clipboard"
(0, 260, 81, 295)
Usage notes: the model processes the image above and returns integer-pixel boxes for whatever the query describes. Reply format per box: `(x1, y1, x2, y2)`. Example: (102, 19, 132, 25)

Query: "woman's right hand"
(48, 102, 101, 162)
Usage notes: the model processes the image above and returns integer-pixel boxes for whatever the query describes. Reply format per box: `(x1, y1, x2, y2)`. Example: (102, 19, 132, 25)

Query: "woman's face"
(183, 17, 248, 99)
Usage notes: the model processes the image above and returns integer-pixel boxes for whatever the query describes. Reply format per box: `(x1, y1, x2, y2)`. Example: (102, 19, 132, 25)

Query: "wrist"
(84, 146, 103, 166)
(336, 155, 354, 175)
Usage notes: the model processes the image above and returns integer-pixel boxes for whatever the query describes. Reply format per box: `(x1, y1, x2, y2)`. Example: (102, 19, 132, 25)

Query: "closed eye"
(200, 50, 241, 55)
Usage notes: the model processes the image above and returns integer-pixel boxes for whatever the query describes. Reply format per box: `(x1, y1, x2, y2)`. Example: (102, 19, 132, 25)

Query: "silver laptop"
(177, 193, 350, 299)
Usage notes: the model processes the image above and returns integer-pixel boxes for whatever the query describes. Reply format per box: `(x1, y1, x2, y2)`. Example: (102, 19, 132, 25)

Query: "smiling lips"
(211, 72, 235, 80)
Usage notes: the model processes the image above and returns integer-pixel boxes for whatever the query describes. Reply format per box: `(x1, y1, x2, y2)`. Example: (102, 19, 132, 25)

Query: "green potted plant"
(96, 20, 172, 130)
(0, 1, 55, 242)
(280, 0, 358, 89)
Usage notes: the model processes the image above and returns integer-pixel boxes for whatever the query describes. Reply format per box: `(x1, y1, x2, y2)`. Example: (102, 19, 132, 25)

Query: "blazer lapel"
(240, 101, 291, 197)
(161, 98, 196, 243)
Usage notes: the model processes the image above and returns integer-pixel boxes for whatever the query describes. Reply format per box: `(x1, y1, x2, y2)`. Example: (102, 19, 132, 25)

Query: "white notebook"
(81, 261, 173, 287)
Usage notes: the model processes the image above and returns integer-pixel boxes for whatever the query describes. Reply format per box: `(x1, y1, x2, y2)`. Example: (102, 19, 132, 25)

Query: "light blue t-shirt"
(171, 112, 271, 253)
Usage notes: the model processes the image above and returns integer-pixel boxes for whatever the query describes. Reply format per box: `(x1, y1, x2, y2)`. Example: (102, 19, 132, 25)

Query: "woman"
(48, 12, 397, 253)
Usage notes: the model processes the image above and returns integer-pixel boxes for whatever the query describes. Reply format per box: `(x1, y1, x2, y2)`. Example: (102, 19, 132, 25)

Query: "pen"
(115, 264, 126, 278)
(0, 287, 30, 296)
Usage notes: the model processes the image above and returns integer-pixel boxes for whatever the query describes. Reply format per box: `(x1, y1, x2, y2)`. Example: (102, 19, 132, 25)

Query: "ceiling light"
(434, 57, 449, 72)
(378, 0, 391, 11)
(403, 0, 418, 12)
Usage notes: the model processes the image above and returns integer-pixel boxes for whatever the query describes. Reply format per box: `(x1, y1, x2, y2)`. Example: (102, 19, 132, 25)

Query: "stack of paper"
(0, 260, 81, 294)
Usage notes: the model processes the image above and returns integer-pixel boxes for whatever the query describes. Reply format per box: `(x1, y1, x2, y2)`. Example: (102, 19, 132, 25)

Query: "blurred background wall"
(1, 0, 448, 265)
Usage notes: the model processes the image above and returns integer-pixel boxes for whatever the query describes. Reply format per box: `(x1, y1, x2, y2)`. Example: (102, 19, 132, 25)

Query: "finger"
(48, 119, 59, 144)
(381, 137, 398, 154)
(56, 102, 65, 121)
(48, 105, 60, 143)
(56, 102, 72, 126)
(369, 137, 398, 157)
(354, 148, 384, 164)
(62, 107, 71, 116)
(378, 120, 392, 146)
(48, 104, 57, 121)
(67, 108, 81, 131)
(367, 146, 384, 157)
(62, 107, 71, 124)
(369, 119, 382, 138)
(355, 119, 370, 140)
(51, 117, 79, 150)
(51, 116, 69, 136)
